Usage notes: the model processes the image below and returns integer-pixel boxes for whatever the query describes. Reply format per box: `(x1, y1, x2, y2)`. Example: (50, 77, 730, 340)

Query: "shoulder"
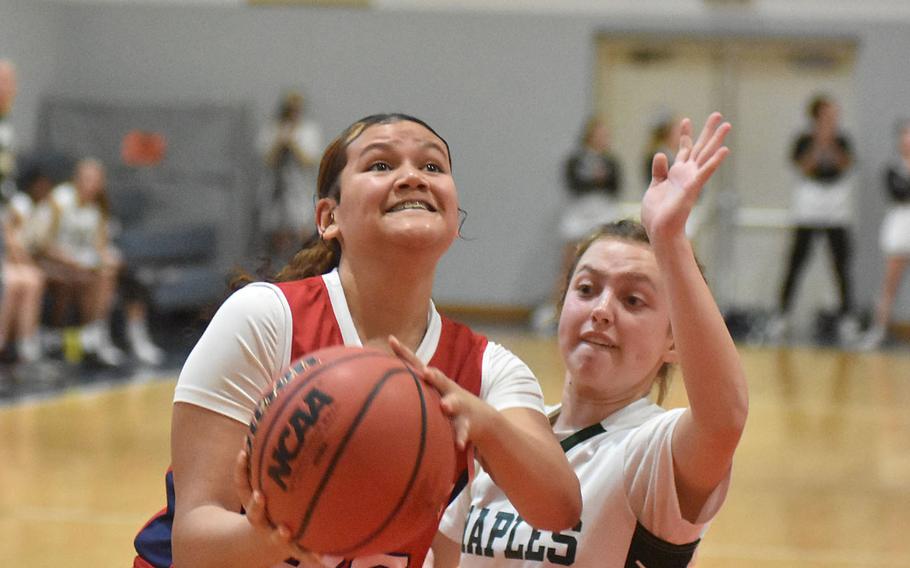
(217, 282, 290, 327)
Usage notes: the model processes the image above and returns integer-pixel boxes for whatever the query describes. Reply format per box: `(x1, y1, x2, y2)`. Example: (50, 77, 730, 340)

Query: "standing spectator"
(768, 95, 859, 343)
(256, 90, 323, 260)
(533, 116, 623, 334)
(0, 59, 16, 201)
(860, 119, 910, 349)
(642, 111, 681, 185)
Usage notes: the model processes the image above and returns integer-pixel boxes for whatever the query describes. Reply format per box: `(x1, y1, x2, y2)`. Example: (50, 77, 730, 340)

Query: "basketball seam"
(296, 365, 429, 556)
(252, 351, 389, 520)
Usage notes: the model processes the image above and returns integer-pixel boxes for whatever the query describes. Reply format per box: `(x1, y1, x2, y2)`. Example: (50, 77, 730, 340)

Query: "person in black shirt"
(768, 95, 859, 343)
(533, 117, 623, 333)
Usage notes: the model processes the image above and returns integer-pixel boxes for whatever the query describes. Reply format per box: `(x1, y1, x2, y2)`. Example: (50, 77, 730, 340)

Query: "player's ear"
(316, 198, 339, 241)
(662, 332, 679, 365)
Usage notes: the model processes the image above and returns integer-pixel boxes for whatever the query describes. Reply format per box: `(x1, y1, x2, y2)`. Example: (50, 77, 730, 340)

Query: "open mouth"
(387, 200, 437, 213)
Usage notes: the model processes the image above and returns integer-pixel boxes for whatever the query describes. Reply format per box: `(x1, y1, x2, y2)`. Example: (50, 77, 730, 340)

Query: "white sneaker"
(857, 325, 886, 351)
(837, 315, 862, 345)
(95, 343, 126, 366)
(17, 335, 42, 363)
(132, 338, 164, 366)
(765, 314, 789, 343)
(127, 320, 165, 366)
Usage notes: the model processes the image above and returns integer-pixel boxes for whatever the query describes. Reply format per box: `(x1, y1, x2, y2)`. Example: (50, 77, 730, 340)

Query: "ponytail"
(275, 233, 340, 282)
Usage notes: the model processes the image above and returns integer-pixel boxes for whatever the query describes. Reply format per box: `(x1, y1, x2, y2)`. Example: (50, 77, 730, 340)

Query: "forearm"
(173, 505, 289, 568)
(473, 408, 581, 531)
(651, 234, 748, 438)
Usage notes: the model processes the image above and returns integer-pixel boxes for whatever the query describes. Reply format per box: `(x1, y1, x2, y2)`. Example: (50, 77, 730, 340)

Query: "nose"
(590, 292, 615, 325)
(396, 166, 428, 191)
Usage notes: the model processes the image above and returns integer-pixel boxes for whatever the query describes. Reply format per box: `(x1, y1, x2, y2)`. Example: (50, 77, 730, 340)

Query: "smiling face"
(558, 237, 676, 401)
(320, 120, 459, 261)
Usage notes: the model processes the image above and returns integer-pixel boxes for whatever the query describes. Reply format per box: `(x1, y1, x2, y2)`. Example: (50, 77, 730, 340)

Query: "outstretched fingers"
(693, 146, 730, 189)
(696, 121, 732, 167)
(674, 119, 694, 162)
(690, 112, 724, 160)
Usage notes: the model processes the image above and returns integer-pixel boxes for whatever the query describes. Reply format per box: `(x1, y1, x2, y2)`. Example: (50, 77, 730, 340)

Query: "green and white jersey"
(438, 399, 731, 567)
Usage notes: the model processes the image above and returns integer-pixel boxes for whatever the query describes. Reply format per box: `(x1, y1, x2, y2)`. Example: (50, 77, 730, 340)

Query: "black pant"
(779, 226, 853, 316)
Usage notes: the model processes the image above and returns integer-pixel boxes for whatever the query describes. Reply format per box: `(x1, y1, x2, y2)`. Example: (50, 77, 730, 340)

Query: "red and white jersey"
(438, 399, 731, 568)
(174, 269, 544, 425)
(136, 269, 545, 568)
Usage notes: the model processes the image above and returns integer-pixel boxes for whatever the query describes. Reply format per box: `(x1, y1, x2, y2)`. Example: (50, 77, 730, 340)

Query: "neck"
(553, 372, 648, 431)
(337, 252, 437, 354)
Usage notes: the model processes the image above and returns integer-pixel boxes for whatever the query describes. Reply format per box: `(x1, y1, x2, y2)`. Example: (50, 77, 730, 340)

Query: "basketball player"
(133, 114, 582, 568)
(433, 113, 748, 567)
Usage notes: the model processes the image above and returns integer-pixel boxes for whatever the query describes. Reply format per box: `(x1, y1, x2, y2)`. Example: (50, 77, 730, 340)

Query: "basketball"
(246, 345, 457, 557)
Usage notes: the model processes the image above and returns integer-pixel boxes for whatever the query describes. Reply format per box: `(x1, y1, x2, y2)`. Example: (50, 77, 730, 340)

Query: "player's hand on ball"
(388, 335, 498, 450)
(234, 449, 323, 566)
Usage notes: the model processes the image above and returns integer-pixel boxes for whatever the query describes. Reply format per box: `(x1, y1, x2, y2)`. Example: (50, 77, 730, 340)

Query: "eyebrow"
(359, 140, 449, 159)
(574, 264, 657, 291)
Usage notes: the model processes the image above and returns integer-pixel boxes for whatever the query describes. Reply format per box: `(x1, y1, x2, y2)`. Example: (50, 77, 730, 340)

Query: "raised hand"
(641, 112, 731, 241)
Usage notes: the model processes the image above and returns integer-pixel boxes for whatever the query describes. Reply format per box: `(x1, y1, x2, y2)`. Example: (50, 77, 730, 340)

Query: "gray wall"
(0, 0, 63, 150)
(4, 2, 910, 315)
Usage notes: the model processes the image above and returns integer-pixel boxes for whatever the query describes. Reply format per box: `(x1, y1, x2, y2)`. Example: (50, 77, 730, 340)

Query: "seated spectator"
(37, 158, 163, 366)
(0, 156, 51, 362)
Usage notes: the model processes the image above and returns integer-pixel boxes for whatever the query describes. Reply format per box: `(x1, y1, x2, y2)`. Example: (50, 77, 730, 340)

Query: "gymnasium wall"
(3, 1, 910, 320)
(0, 0, 63, 151)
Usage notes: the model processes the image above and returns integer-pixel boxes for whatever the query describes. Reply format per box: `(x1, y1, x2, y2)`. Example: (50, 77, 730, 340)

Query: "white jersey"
(48, 183, 106, 268)
(174, 268, 546, 426)
(438, 399, 731, 567)
(7, 191, 53, 253)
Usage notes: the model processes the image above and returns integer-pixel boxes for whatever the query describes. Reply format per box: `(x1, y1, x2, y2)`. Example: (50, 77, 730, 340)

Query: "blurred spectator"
(860, 119, 910, 349)
(256, 90, 322, 261)
(38, 158, 163, 366)
(0, 59, 18, 201)
(0, 155, 50, 362)
(768, 95, 859, 343)
(642, 111, 681, 184)
(532, 116, 623, 333)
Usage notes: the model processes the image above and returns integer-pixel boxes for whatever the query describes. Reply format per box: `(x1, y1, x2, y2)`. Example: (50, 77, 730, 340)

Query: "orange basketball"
(246, 345, 457, 557)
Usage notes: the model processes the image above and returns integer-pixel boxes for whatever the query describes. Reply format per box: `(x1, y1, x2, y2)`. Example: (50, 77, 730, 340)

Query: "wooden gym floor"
(1, 330, 909, 567)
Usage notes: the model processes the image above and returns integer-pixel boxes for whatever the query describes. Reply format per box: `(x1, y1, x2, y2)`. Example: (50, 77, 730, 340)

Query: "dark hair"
(808, 94, 833, 120)
(556, 219, 707, 405)
(277, 91, 303, 122)
(232, 113, 452, 289)
(16, 154, 52, 193)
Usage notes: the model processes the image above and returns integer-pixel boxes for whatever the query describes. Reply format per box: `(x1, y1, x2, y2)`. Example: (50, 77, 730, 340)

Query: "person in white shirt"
(433, 113, 748, 568)
(134, 113, 582, 568)
(257, 91, 323, 260)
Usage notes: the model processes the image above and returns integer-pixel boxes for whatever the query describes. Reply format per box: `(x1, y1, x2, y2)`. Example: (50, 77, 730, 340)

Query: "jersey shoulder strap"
(275, 276, 345, 360)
